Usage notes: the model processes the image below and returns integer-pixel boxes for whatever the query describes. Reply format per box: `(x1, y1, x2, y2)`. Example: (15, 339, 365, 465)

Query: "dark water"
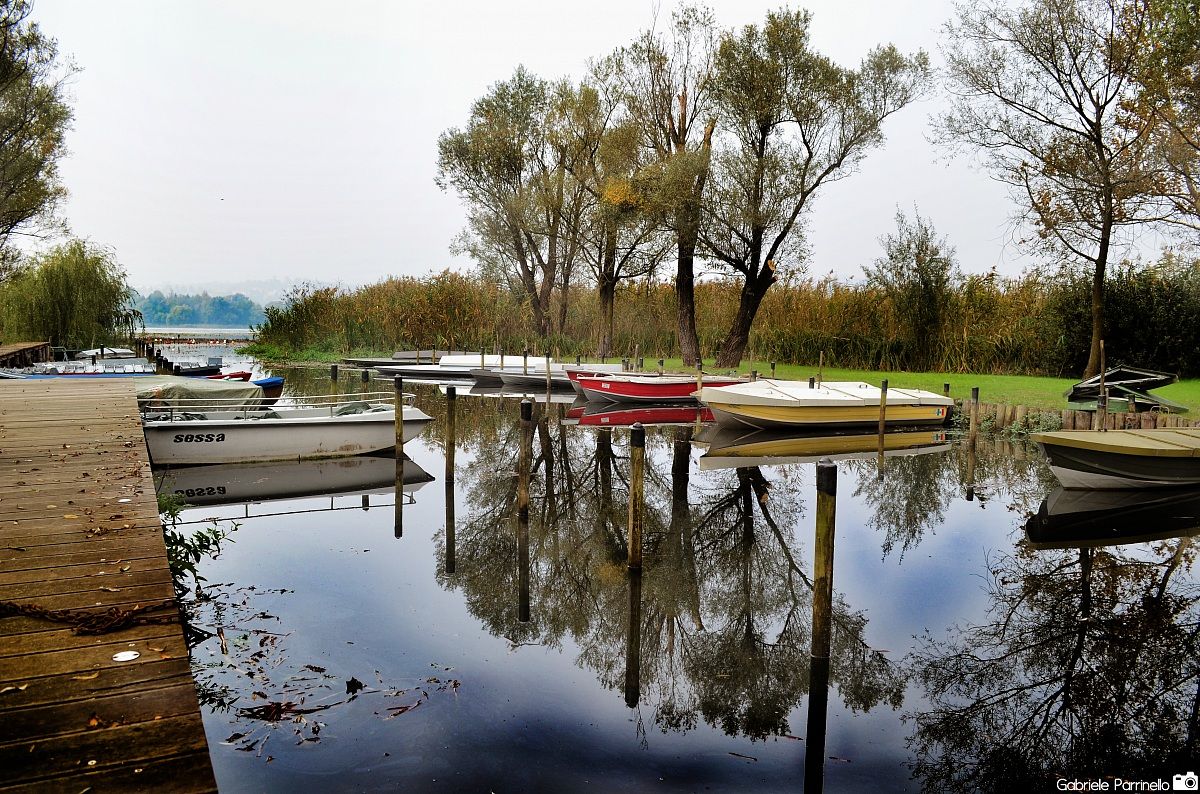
(156, 369, 1200, 792)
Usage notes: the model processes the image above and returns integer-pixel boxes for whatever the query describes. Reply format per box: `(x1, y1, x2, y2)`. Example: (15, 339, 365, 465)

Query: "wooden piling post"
(876, 379, 889, 463)
(770, 361, 776, 379)
(806, 459, 836, 793)
(330, 363, 339, 402)
(657, 358, 664, 375)
(517, 399, 532, 622)
(628, 423, 645, 569)
(624, 568, 643, 708)
(943, 382, 950, 398)
(695, 362, 703, 395)
(523, 348, 529, 375)
(393, 376, 406, 538)
(393, 377, 406, 454)
(445, 386, 456, 575)
(817, 350, 824, 387)
(968, 387, 980, 449)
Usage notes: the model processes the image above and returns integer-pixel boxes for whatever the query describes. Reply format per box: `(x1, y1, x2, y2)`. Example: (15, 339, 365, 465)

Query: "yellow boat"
(696, 380, 953, 430)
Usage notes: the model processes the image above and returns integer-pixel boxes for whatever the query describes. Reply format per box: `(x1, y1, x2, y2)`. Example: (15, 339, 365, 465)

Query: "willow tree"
(557, 77, 667, 357)
(940, 0, 1176, 377)
(0, 239, 140, 347)
(600, 4, 719, 365)
(703, 9, 930, 367)
(437, 68, 588, 339)
(0, 0, 74, 278)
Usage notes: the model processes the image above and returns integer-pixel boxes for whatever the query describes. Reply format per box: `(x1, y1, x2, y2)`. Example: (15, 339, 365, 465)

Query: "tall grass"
(250, 261, 1200, 377)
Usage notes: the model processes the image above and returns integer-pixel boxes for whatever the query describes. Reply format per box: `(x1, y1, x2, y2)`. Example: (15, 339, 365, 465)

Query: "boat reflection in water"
(153, 455, 434, 511)
(577, 400, 713, 427)
(1025, 486, 1200, 549)
(695, 425, 951, 470)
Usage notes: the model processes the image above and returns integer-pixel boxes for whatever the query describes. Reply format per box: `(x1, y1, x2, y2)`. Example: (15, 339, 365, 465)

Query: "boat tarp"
(135, 375, 264, 408)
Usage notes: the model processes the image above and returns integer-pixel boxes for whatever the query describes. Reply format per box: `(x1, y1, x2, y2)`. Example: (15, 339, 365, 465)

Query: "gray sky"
(33, 0, 1034, 295)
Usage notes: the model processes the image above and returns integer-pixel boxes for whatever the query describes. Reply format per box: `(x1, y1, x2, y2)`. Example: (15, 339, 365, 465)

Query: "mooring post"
(770, 361, 776, 379)
(545, 359, 552, 392)
(809, 376, 815, 389)
(877, 379, 889, 466)
(968, 387, 980, 450)
(394, 375, 406, 539)
(523, 348, 529, 375)
(517, 399, 532, 622)
(628, 423, 645, 569)
(695, 361, 703, 395)
(817, 350, 825, 387)
(1096, 339, 1107, 431)
(576, 354, 582, 366)
(330, 363, 339, 402)
(445, 385, 457, 575)
(361, 368, 370, 384)
(806, 459, 836, 794)
(624, 567, 643, 708)
(657, 358, 664, 375)
(751, 370, 758, 382)
(943, 382, 950, 398)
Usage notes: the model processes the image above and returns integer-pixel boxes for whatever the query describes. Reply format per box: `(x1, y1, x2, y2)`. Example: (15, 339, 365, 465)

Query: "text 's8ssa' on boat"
(696, 380, 953, 430)
(141, 387, 432, 465)
(1031, 428, 1200, 489)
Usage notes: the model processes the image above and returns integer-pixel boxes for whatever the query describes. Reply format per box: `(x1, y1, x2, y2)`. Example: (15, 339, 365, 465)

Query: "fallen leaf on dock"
(72, 672, 99, 681)
(0, 683, 29, 694)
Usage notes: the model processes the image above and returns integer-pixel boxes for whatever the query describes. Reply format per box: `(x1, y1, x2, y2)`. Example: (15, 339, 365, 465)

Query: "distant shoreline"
(142, 325, 255, 339)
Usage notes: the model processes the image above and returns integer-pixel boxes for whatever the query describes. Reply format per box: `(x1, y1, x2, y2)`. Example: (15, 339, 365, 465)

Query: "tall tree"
(703, 9, 930, 366)
(602, 5, 719, 365)
(558, 77, 667, 357)
(939, 0, 1175, 377)
(1132, 0, 1200, 232)
(437, 68, 586, 339)
(0, 0, 73, 278)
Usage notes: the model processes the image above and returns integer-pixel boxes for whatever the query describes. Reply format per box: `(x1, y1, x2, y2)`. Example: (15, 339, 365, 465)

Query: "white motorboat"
(141, 390, 432, 465)
(696, 380, 954, 430)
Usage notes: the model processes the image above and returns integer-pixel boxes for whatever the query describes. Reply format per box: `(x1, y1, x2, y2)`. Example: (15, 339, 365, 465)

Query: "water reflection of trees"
(906, 538, 1200, 790)
(438, 405, 904, 741)
(845, 438, 1058, 558)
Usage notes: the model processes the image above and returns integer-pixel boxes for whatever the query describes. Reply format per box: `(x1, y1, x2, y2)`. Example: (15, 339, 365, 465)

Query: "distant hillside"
(136, 290, 265, 327)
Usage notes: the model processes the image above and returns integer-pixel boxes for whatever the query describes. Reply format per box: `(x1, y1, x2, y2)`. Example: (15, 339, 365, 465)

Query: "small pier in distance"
(0, 341, 50, 368)
(0, 379, 215, 791)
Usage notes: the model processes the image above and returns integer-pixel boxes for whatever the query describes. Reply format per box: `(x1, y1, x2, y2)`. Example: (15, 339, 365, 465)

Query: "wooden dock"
(0, 379, 216, 792)
(0, 342, 50, 368)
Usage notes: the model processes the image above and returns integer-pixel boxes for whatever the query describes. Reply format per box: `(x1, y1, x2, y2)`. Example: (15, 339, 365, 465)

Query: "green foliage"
(158, 490, 236, 596)
(0, 239, 141, 347)
(0, 1, 73, 273)
(138, 290, 264, 327)
(863, 209, 959, 369)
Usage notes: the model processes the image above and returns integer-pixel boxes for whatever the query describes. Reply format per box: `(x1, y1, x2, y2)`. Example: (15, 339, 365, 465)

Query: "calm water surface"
(154, 367, 1200, 792)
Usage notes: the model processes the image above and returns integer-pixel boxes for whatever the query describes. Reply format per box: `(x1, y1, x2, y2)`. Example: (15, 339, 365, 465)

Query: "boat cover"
(135, 375, 264, 409)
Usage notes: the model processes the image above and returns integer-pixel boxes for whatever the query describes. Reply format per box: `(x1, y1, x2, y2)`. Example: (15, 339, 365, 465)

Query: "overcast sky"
(32, 0, 1040, 296)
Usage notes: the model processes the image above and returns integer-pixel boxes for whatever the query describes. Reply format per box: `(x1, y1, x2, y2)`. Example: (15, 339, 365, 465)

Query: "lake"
(154, 365, 1200, 792)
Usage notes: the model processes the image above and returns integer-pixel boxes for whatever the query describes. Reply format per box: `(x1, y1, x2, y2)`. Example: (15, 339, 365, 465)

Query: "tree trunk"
(1083, 220, 1111, 378)
(715, 267, 774, 367)
(598, 276, 616, 359)
(676, 232, 701, 365)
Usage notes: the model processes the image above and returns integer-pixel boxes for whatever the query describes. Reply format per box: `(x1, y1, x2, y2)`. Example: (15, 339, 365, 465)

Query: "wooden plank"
(0, 379, 215, 791)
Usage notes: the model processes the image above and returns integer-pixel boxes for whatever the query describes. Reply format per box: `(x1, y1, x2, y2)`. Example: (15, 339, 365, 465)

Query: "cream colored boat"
(696, 380, 953, 430)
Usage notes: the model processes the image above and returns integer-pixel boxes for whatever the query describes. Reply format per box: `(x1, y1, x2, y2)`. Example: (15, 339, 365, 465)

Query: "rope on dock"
(0, 598, 179, 634)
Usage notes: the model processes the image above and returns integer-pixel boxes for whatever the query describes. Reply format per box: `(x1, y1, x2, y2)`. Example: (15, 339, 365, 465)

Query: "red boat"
(580, 403, 714, 426)
(577, 373, 746, 404)
(207, 371, 252, 381)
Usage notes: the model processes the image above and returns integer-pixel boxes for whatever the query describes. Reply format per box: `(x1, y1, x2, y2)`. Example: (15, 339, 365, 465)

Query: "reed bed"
(250, 261, 1200, 377)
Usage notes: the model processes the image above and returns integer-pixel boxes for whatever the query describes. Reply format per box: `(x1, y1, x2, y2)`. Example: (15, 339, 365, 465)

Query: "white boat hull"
(143, 407, 431, 465)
